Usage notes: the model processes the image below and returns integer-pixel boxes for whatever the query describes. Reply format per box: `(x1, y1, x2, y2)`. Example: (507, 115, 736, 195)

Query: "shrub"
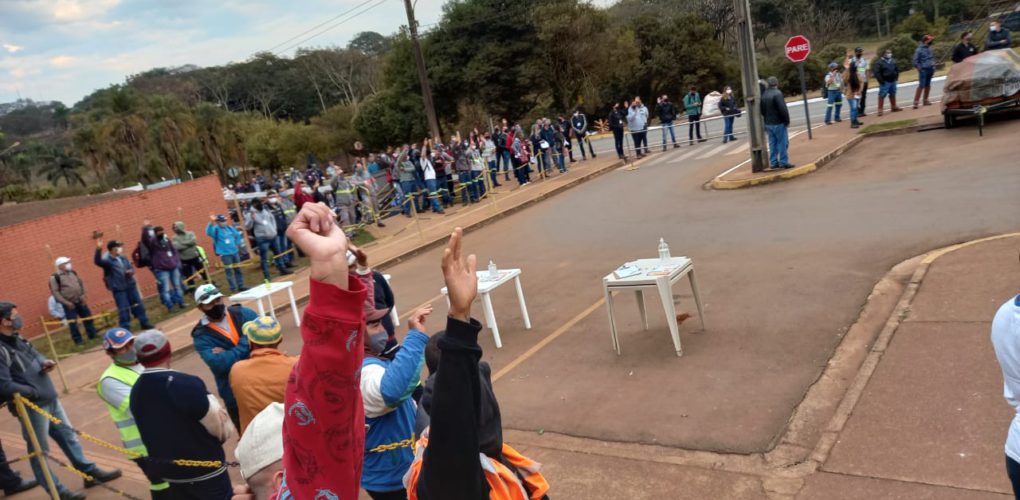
(878, 35, 919, 69)
(0, 184, 30, 203)
(33, 186, 56, 200)
(87, 184, 106, 195)
(896, 12, 931, 42)
(758, 55, 825, 95)
(816, 44, 850, 68)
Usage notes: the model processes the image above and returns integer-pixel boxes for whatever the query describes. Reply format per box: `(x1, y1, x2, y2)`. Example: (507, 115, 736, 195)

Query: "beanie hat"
(243, 316, 282, 345)
(236, 403, 284, 480)
(135, 330, 171, 367)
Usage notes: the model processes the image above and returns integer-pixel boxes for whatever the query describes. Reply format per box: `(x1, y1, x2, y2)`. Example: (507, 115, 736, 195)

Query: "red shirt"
(275, 275, 371, 500)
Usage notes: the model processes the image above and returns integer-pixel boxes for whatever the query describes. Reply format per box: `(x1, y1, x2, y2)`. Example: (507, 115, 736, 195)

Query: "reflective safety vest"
(97, 364, 170, 492)
(404, 431, 550, 500)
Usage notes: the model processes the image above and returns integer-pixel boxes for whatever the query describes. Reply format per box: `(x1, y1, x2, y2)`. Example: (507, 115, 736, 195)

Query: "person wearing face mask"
(264, 190, 296, 269)
(912, 34, 936, 109)
(191, 284, 256, 430)
(49, 256, 97, 345)
(172, 221, 208, 295)
(96, 328, 171, 498)
(718, 86, 740, 143)
(683, 86, 706, 145)
(952, 31, 980, 63)
(245, 199, 292, 281)
(0, 302, 123, 500)
(608, 101, 627, 159)
(874, 49, 903, 116)
(141, 221, 186, 312)
(986, 20, 1013, 51)
(95, 237, 154, 330)
(824, 62, 844, 124)
(207, 214, 247, 293)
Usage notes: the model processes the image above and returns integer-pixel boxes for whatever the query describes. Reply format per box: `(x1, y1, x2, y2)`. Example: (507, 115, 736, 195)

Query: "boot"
(877, 96, 885, 116)
(922, 86, 932, 106)
(912, 87, 922, 109)
(890, 95, 903, 112)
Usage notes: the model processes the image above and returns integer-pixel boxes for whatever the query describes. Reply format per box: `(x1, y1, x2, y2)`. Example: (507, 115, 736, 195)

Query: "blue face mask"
(113, 346, 138, 365)
(9, 316, 22, 331)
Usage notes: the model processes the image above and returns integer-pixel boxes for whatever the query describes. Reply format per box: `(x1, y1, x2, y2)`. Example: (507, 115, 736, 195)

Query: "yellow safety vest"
(97, 364, 169, 492)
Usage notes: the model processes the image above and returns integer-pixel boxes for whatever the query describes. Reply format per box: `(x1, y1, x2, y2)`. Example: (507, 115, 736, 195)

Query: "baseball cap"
(194, 284, 223, 305)
(215, 214, 227, 222)
(243, 316, 282, 345)
(828, 62, 839, 70)
(102, 328, 134, 350)
(236, 403, 284, 480)
(55, 256, 71, 267)
(854, 46, 864, 52)
(135, 330, 171, 367)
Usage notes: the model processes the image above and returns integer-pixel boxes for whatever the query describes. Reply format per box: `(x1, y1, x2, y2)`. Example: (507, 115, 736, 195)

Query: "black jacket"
(608, 108, 626, 131)
(951, 42, 978, 63)
(0, 334, 58, 407)
(570, 114, 587, 135)
(761, 88, 790, 126)
(655, 101, 677, 122)
(718, 95, 739, 116)
(873, 57, 900, 84)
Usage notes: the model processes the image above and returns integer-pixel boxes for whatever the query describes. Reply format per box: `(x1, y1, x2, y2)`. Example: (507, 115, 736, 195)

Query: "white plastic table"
(229, 281, 301, 327)
(602, 257, 706, 357)
(441, 269, 531, 348)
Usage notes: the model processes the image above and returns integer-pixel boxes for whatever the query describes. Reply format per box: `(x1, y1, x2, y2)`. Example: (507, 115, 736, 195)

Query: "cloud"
(2, 43, 24, 53)
(49, 55, 77, 67)
(53, 0, 122, 21)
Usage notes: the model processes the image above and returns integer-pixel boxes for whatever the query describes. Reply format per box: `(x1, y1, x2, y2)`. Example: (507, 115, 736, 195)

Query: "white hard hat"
(55, 256, 71, 267)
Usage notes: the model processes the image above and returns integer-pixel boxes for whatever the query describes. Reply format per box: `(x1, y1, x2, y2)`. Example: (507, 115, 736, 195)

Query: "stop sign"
(785, 35, 811, 63)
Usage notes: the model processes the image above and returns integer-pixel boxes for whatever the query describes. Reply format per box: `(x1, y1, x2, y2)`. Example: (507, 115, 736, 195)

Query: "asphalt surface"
(585, 78, 948, 156)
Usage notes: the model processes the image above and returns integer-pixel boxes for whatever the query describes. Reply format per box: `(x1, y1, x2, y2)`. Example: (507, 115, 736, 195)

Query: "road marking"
(668, 148, 703, 164)
(726, 143, 749, 155)
(492, 297, 605, 383)
(696, 143, 733, 160)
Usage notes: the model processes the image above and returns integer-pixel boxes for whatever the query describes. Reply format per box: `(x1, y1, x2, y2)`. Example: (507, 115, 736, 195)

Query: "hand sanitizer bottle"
(658, 238, 671, 261)
(488, 260, 498, 278)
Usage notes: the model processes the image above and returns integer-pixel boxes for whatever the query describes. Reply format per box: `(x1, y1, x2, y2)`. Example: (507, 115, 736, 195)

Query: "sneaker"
(278, 269, 293, 275)
(673, 144, 680, 149)
(782, 163, 796, 169)
(84, 467, 122, 488)
(4, 478, 38, 495)
(698, 138, 707, 143)
(59, 490, 86, 500)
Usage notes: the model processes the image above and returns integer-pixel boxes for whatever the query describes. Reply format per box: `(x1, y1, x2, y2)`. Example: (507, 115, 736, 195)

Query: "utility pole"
(403, 0, 442, 141)
(732, 0, 767, 172)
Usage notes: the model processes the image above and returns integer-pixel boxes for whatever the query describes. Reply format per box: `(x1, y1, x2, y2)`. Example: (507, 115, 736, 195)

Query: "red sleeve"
(280, 276, 366, 500)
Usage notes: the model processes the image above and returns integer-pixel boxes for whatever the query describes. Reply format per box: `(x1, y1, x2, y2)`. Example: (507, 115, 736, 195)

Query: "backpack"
(132, 240, 151, 269)
(51, 270, 80, 289)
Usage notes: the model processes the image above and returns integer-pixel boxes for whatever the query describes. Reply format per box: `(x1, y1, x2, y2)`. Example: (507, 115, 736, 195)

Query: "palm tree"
(39, 147, 85, 187)
(146, 95, 196, 180)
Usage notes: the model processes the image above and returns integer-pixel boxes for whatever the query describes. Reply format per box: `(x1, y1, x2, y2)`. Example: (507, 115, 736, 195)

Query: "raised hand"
(408, 304, 434, 333)
(286, 202, 349, 289)
(441, 227, 477, 322)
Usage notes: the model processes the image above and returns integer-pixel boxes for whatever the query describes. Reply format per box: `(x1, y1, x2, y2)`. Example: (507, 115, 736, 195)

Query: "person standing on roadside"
(655, 95, 679, 151)
(0, 302, 122, 500)
(761, 77, 793, 170)
(986, 20, 1013, 51)
(912, 34, 936, 108)
(874, 49, 903, 116)
(245, 199, 291, 281)
(265, 190, 296, 268)
(852, 47, 871, 116)
(609, 102, 627, 159)
(626, 97, 649, 158)
(206, 214, 247, 293)
(683, 86, 705, 144)
(172, 221, 207, 295)
(991, 291, 1020, 498)
(94, 238, 153, 330)
(96, 328, 171, 498)
(952, 31, 979, 63)
(571, 108, 596, 159)
(845, 59, 864, 129)
(824, 62, 844, 124)
(718, 87, 740, 143)
(141, 222, 186, 312)
(49, 256, 97, 345)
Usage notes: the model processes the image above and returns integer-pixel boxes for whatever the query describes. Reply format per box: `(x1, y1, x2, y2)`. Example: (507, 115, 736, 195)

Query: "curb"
(711, 134, 864, 190)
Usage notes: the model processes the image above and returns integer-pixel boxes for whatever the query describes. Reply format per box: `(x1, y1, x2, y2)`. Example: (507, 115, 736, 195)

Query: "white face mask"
(991, 24, 998, 32)
(63, 264, 72, 271)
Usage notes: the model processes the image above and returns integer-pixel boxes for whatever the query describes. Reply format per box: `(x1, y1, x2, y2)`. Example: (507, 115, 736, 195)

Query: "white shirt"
(422, 157, 436, 181)
(98, 363, 145, 409)
(992, 295, 1020, 461)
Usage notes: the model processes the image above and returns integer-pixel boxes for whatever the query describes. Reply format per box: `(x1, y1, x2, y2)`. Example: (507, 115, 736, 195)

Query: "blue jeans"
(274, 234, 292, 264)
(766, 123, 789, 167)
(660, 121, 676, 146)
(113, 287, 150, 329)
(918, 67, 934, 88)
(488, 160, 499, 187)
(723, 116, 735, 142)
(61, 302, 97, 344)
(436, 174, 452, 205)
(879, 81, 897, 97)
(825, 89, 843, 123)
(848, 97, 859, 123)
(255, 237, 286, 279)
(220, 253, 245, 291)
(21, 399, 98, 494)
(555, 149, 566, 172)
(400, 180, 419, 214)
(474, 170, 486, 197)
(154, 268, 184, 308)
(501, 150, 512, 174)
(424, 179, 444, 212)
(613, 129, 625, 157)
(414, 175, 428, 210)
(458, 171, 476, 204)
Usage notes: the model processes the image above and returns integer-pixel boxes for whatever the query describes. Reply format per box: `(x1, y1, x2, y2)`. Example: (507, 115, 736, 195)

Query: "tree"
(145, 95, 196, 180)
(348, 31, 392, 57)
(38, 147, 85, 187)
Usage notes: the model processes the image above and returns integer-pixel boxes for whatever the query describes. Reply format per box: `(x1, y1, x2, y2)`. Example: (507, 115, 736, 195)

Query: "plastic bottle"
(488, 260, 498, 278)
(658, 238, 671, 261)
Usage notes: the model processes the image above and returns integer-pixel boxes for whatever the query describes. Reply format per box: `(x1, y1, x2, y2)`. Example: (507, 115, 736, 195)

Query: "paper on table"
(480, 271, 512, 283)
(613, 264, 642, 279)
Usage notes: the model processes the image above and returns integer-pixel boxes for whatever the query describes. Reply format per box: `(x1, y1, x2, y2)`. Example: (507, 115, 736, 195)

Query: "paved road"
(586, 78, 947, 156)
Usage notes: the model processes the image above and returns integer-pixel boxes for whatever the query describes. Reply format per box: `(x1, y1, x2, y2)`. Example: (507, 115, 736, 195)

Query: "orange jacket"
(228, 347, 298, 434)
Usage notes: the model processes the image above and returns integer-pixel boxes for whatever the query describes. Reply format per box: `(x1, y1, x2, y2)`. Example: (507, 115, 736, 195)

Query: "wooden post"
(410, 196, 425, 244)
(14, 395, 60, 499)
(38, 318, 69, 394)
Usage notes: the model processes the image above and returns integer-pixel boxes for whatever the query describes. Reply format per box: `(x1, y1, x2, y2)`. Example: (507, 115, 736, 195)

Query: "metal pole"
(39, 318, 69, 394)
(404, 0, 442, 142)
(15, 395, 61, 499)
(798, 62, 814, 140)
(733, 0, 768, 172)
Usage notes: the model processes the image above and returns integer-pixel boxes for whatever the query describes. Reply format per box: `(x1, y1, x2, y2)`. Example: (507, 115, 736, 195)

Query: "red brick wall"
(0, 175, 229, 338)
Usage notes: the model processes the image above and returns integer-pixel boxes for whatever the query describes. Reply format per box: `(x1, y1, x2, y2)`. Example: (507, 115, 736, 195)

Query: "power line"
(264, 0, 382, 53)
(273, 0, 390, 55)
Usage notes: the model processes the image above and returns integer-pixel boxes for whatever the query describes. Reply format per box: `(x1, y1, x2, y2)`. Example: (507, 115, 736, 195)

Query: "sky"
(0, 0, 452, 106)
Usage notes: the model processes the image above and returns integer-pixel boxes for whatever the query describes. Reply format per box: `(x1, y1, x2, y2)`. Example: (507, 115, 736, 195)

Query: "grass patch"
(859, 119, 918, 135)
